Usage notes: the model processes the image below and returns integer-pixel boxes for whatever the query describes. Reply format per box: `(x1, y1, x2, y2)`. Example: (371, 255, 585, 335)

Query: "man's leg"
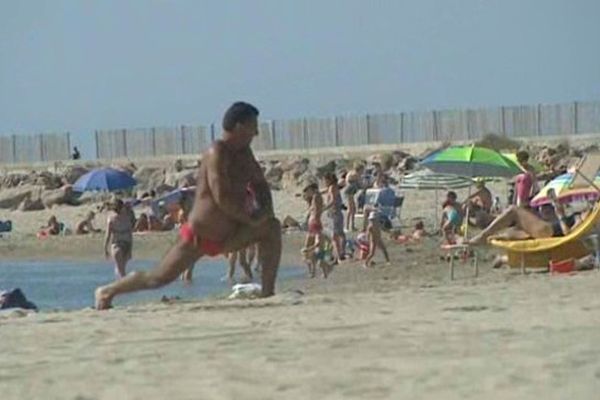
(221, 217, 281, 297)
(238, 248, 253, 282)
(95, 240, 201, 309)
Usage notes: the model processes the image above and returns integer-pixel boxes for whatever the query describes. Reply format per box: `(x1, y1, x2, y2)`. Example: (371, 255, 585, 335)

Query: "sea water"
(0, 259, 305, 311)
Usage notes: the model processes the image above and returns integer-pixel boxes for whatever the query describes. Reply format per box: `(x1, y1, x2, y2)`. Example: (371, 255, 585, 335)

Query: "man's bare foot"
(95, 286, 113, 310)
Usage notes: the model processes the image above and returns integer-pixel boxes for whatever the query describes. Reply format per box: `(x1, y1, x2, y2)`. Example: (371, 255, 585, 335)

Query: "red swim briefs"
(308, 219, 323, 235)
(179, 223, 224, 257)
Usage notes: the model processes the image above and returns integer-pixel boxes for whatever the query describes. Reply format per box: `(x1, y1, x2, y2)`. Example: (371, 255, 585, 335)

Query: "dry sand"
(2, 184, 600, 399)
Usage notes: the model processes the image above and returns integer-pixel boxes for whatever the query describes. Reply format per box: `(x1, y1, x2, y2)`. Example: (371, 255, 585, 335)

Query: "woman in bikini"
(104, 199, 134, 278)
(468, 189, 593, 245)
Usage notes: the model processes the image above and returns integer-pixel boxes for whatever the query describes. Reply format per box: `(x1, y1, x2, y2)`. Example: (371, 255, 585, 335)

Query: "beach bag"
(0, 220, 12, 233)
(0, 288, 38, 311)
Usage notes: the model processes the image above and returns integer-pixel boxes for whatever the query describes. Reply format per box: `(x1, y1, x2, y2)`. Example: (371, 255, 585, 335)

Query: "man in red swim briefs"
(95, 102, 281, 309)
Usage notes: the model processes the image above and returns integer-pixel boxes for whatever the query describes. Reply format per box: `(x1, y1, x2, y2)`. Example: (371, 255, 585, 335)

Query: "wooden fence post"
(366, 114, 371, 144)
(122, 129, 128, 158)
(94, 130, 99, 159)
(573, 101, 578, 135)
(270, 120, 276, 150)
(11, 134, 17, 163)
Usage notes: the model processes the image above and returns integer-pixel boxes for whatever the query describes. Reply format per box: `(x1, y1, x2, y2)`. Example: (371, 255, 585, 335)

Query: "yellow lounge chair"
(490, 201, 600, 269)
(491, 152, 600, 270)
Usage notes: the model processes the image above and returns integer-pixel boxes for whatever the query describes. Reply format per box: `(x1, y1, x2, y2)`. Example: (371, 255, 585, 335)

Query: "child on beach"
(440, 191, 462, 245)
(302, 182, 324, 252)
(364, 211, 390, 268)
(301, 232, 334, 278)
(75, 211, 101, 235)
(393, 220, 428, 244)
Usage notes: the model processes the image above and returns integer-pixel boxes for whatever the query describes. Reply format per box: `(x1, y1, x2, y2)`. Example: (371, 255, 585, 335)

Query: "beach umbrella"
(421, 145, 522, 178)
(399, 170, 475, 228)
(530, 172, 600, 207)
(399, 170, 474, 190)
(73, 168, 137, 192)
(502, 153, 543, 173)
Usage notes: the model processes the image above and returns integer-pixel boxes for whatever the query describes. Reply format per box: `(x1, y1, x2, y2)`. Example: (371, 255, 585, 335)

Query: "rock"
(164, 170, 196, 188)
(397, 156, 418, 171)
(32, 171, 63, 189)
(41, 186, 76, 209)
(264, 163, 284, 183)
(0, 173, 29, 189)
(133, 167, 165, 192)
(315, 160, 337, 178)
(282, 215, 300, 228)
(63, 165, 90, 184)
(17, 196, 44, 211)
(0, 185, 38, 210)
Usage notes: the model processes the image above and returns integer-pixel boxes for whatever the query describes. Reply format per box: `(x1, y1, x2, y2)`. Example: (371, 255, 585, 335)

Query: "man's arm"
(247, 150, 274, 217)
(104, 219, 112, 257)
(206, 144, 255, 225)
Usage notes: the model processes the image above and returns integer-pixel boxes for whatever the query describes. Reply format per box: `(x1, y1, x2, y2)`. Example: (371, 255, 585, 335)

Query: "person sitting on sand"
(95, 101, 281, 309)
(463, 180, 494, 229)
(134, 213, 150, 232)
(301, 232, 334, 278)
(75, 211, 101, 235)
(393, 220, 428, 244)
(104, 199, 134, 278)
(440, 191, 463, 244)
(364, 211, 390, 268)
(468, 189, 593, 246)
(39, 215, 61, 236)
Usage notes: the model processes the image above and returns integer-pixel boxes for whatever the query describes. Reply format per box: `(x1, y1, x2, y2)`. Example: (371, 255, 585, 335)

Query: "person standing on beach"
(104, 199, 134, 278)
(364, 211, 390, 268)
(514, 150, 538, 208)
(344, 163, 363, 232)
(95, 102, 281, 309)
(301, 182, 325, 275)
(322, 172, 346, 263)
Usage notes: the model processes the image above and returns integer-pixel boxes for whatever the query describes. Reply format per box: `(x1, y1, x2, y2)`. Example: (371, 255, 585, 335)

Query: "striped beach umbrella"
(399, 170, 474, 190)
(530, 172, 600, 207)
(421, 145, 522, 178)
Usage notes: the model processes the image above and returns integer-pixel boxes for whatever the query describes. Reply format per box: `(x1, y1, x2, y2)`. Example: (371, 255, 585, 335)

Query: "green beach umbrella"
(421, 145, 523, 178)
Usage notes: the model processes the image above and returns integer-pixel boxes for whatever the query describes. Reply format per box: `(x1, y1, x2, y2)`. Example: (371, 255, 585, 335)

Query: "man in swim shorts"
(95, 102, 281, 309)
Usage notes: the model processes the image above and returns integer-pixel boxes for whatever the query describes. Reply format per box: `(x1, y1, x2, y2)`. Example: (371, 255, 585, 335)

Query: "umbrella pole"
(435, 189, 439, 231)
(464, 186, 471, 240)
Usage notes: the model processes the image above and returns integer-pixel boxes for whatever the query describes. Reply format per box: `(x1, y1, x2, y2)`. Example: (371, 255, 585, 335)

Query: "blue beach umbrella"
(73, 168, 137, 192)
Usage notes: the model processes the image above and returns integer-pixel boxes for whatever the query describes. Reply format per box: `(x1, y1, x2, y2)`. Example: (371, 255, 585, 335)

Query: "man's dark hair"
(222, 102, 259, 131)
(516, 150, 529, 163)
(303, 182, 319, 193)
(447, 191, 457, 200)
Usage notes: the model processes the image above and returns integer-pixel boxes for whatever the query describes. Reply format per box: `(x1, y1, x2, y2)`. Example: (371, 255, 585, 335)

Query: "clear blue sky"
(1, 0, 599, 158)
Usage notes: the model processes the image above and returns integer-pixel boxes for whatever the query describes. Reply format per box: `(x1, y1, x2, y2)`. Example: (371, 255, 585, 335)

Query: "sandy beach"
(2, 180, 600, 399)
